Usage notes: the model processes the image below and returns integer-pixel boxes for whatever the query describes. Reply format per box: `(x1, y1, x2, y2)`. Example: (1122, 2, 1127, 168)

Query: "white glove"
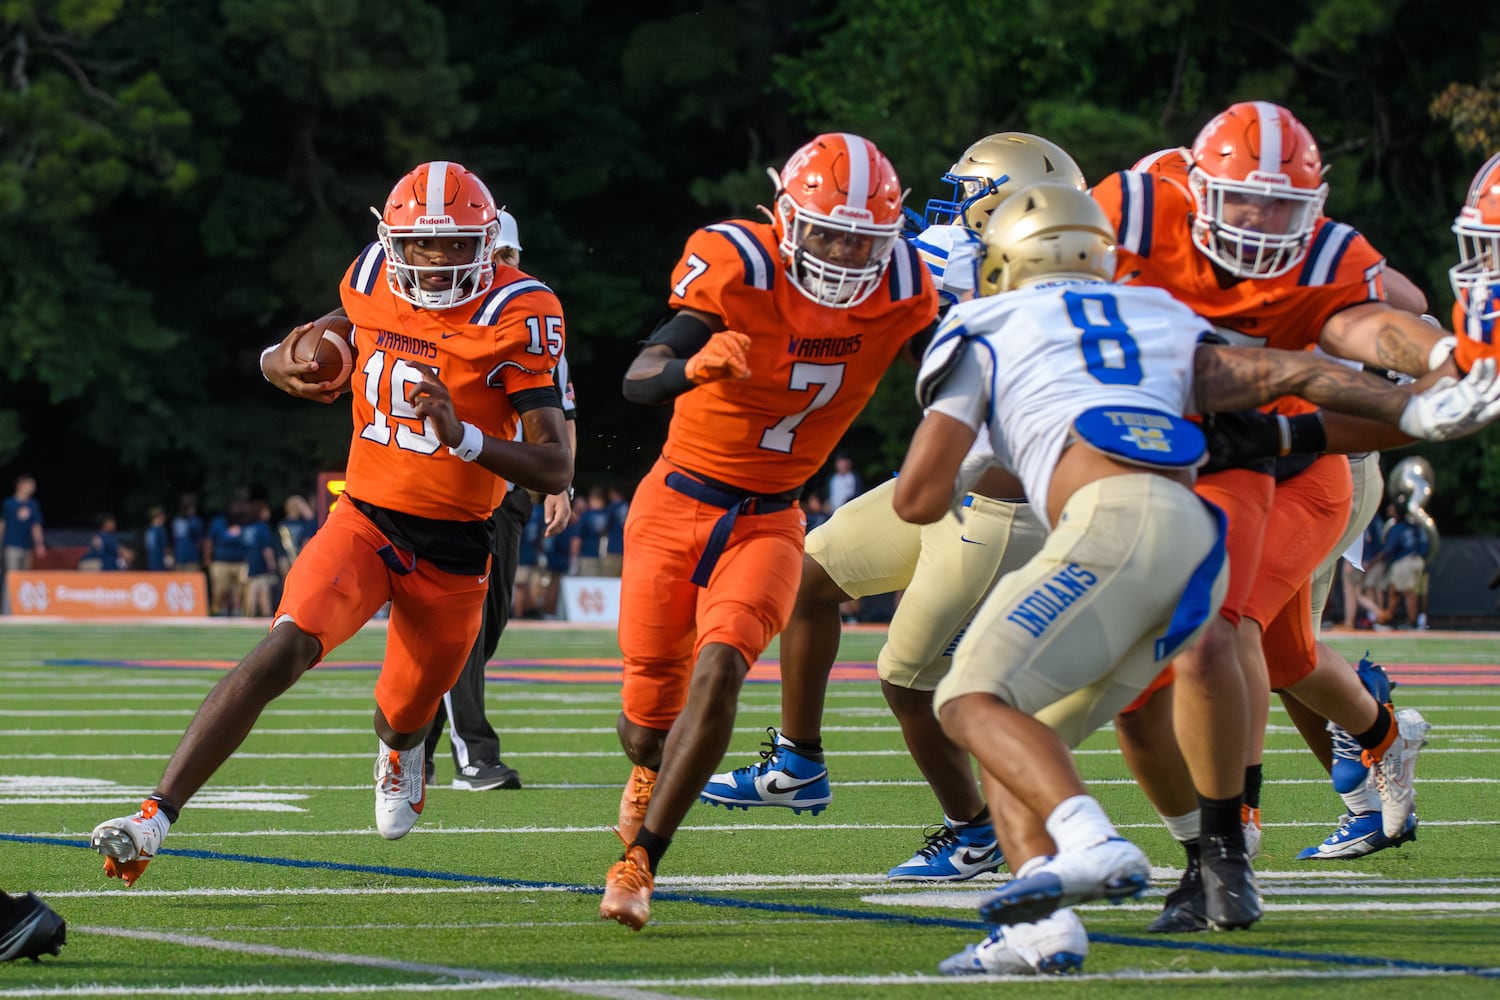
(1398, 357, 1500, 440)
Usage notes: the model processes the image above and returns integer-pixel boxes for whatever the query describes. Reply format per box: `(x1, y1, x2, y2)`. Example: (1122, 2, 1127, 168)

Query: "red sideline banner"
(5, 571, 208, 617)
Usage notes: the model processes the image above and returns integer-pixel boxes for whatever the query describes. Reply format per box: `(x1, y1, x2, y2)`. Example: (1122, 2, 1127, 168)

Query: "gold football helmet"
(924, 133, 1087, 232)
(977, 182, 1117, 296)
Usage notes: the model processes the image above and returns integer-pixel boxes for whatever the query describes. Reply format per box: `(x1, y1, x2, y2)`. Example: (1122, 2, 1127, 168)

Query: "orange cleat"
(600, 845, 655, 930)
(101, 857, 152, 887)
(616, 765, 657, 844)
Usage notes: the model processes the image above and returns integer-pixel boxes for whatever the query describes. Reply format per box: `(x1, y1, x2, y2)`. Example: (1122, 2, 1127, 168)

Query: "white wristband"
(259, 344, 279, 382)
(1274, 414, 1292, 456)
(1428, 335, 1456, 371)
(448, 421, 484, 462)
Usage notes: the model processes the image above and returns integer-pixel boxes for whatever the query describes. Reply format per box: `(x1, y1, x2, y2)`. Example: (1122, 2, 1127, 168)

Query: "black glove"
(1200, 409, 1283, 474)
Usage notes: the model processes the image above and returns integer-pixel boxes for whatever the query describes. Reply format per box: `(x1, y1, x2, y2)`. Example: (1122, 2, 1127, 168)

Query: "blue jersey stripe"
(470, 278, 552, 326)
(350, 243, 386, 296)
(707, 222, 775, 290)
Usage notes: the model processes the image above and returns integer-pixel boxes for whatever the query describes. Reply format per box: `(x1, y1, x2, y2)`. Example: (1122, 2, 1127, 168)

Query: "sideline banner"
(5, 571, 209, 618)
(559, 576, 622, 624)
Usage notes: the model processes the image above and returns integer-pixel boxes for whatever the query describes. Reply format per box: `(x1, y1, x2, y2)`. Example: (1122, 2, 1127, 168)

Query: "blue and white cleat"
(938, 908, 1087, 976)
(978, 837, 1149, 927)
(888, 821, 1004, 881)
(1296, 810, 1418, 860)
(699, 728, 831, 815)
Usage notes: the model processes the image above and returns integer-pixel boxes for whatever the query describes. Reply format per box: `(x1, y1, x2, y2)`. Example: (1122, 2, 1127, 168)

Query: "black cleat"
(452, 759, 522, 791)
(0, 892, 66, 963)
(1202, 834, 1262, 931)
(1148, 855, 1207, 933)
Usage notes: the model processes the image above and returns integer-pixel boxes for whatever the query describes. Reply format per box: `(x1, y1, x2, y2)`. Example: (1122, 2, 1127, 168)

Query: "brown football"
(290, 315, 355, 390)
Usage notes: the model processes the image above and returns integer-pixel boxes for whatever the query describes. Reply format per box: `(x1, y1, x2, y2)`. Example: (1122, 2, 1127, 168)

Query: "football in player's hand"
(290, 315, 354, 390)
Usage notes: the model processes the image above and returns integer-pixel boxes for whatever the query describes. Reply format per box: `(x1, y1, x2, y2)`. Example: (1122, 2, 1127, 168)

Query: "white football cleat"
(939, 908, 1088, 975)
(375, 742, 426, 840)
(1370, 708, 1430, 839)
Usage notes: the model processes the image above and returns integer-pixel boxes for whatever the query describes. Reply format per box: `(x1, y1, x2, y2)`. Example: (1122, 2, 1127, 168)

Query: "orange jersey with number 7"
(661, 220, 937, 493)
(339, 244, 563, 521)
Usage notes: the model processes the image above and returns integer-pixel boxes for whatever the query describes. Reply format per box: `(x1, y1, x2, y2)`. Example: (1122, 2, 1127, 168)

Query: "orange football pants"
(1118, 466, 1273, 716)
(1246, 454, 1353, 688)
(276, 500, 489, 732)
(617, 458, 807, 730)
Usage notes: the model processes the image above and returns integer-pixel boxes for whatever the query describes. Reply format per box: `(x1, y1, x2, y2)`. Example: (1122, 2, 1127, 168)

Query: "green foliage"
(3, 0, 1500, 537)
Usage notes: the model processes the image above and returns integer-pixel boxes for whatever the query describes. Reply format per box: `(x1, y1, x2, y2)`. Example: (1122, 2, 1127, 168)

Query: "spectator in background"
(541, 502, 580, 617)
(242, 499, 281, 618)
(78, 514, 125, 571)
(144, 506, 172, 571)
(514, 495, 545, 620)
(826, 454, 860, 511)
(277, 495, 318, 576)
(171, 494, 204, 573)
(3, 475, 46, 597)
(1373, 503, 1431, 629)
(802, 493, 830, 534)
(577, 488, 609, 577)
(600, 485, 629, 577)
(204, 500, 248, 616)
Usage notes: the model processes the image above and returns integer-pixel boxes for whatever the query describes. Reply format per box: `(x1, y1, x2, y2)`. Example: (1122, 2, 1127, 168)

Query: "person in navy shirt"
(171, 494, 205, 572)
(144, 507, 172, 571)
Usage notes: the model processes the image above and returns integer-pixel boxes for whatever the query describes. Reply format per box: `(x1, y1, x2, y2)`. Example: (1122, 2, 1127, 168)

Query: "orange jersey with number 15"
(338, 244, 563, 521)
(662, 220, 937, 494)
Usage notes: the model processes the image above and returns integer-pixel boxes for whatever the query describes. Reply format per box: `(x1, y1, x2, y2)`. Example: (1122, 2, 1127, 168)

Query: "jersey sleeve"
(666, 223, 772, 317)
(918, 329, 990, 432)
(474, 283, 564, 395)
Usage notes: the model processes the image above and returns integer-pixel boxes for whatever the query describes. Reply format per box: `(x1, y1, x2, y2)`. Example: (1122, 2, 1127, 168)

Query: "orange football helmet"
(1132, 146, 1194, 198)
(1451, 150, 1500, 327)
(376, 161, 502, 309)
(769, 133, 906, 307)
(1188, 102, 1328, 279)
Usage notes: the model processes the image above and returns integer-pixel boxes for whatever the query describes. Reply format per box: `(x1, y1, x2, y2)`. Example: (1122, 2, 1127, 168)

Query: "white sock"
(1161, 809, 1201, 844)
(1045, 795, 1116, 854)
(1016, 854, 1050, 879)
(1342, 781, 1378, 815)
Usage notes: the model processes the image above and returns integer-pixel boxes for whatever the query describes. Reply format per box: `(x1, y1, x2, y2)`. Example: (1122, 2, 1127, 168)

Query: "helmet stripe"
(839, 133, 871, 208)
(1252, 102, 1283, 173)
(1470, 150, 1500, 204)
(425, 161, 450, 215)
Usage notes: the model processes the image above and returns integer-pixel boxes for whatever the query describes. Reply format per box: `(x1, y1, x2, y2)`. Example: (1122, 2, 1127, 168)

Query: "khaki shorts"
(1385, 553, 1426, 594)
(1311, 451, 1382, 628)
(936, 474, 1227, 749)
(878, 494, 1045, 691)
(804, 478, 921, 598)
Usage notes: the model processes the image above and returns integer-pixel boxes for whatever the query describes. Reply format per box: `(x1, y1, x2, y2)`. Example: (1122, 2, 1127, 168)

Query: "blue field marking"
(9, 832, 1495, 978)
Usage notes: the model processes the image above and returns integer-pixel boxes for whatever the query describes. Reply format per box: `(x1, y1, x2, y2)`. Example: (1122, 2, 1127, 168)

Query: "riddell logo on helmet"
(828, 205, 875, 222)
(1244, 170, 1293, 187)
(414, 216, 455, 226)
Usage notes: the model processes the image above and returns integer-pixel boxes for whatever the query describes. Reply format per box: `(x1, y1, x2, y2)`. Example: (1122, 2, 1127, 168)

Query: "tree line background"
(2, 0, 1498, 532)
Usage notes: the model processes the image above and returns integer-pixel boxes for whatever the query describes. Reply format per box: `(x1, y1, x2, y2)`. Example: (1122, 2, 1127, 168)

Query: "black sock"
(1181, 837, 1202, 869)
(1198, 794, 1243, 845)
(1354, 703, 1394, 752)
(149, 793, 181, 825)
(784, 735, 824, 762)
(631, 826, 672, 874)
(1243, 764, 1263, 810)
(958, 805, 992, 829)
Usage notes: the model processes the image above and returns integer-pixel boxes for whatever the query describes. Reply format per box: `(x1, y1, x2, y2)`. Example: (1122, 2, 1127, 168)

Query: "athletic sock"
(632, 826, 671, 874)
(1242, 764, 1263, 810)
(781, 733, 825, 762)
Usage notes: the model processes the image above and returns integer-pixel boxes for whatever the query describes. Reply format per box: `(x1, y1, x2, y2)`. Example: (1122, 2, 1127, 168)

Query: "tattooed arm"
(1192, 345, 1412, 422)
(1318, 301, 1445, 376)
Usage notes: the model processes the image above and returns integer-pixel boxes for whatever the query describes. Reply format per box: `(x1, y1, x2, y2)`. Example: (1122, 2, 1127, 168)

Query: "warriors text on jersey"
(663, 220, 938, 493)
(339, 244, 563, 521)
(919, 280, 1205, 525)
(1093, 170, 1385, 415)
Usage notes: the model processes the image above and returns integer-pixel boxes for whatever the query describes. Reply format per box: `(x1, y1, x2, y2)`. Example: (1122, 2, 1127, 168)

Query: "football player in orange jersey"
(600, 133, 939, 930)
(1446, 150, 1500, 372)
(88, 162, 572, 886)
(1092, 104, 1439, 925)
